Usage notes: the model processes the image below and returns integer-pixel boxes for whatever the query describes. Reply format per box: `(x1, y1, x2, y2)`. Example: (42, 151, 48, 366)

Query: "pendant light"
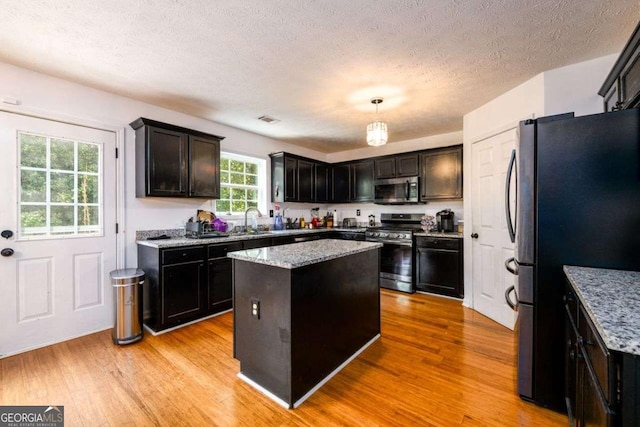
(366, 98, 388, 147)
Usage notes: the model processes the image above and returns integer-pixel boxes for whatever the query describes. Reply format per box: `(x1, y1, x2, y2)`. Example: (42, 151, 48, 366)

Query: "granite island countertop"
(136, 227, 366, 249)
(563, 265, 640, 356)
(227, 239, 382, 269)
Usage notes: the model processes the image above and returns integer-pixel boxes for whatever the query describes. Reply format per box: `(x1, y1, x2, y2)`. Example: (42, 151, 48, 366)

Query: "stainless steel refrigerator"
(504, 109, 640, 412)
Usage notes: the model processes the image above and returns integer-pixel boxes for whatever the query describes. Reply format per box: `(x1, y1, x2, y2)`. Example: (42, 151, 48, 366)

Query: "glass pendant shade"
(367, 120, 388, 146)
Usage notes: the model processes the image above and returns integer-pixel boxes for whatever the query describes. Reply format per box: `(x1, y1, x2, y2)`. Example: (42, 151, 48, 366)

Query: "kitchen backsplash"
(263, 200, 464, 228)
(136, 201, 464, 233)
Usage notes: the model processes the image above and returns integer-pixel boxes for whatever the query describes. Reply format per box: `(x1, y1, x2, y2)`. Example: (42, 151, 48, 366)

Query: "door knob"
(1, 230, 13, 239)
(1, 248, 14, 257)
(471, 233, 479, 239)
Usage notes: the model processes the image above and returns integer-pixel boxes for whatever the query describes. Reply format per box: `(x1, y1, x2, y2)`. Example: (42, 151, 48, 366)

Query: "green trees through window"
(19, 132, 101, 237)
(216, 155, 260, 215)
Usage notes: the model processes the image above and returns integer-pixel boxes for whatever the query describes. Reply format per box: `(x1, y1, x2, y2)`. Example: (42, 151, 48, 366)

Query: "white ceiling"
(1, 1, 638, 153)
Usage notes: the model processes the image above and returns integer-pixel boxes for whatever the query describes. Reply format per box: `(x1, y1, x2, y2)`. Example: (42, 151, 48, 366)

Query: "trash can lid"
(110, 268, 145, 285)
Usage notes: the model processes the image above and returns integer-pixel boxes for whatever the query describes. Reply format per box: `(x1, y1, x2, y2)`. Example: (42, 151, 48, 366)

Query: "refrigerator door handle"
(505, 285, 519, 311)
(505, 257, 518, 275)
(505, 149, 517, 243)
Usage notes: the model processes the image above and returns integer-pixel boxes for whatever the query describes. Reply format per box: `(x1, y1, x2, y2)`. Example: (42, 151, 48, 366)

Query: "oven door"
(375, 240, 414, 293)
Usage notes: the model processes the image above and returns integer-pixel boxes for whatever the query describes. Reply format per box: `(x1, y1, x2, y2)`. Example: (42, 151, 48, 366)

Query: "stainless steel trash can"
(110, 268, 145, 345)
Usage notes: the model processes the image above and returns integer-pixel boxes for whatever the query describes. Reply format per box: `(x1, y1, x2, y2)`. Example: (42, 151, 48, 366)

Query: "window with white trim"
(18, 131, 102, 238)
(215, 152, 267, 216)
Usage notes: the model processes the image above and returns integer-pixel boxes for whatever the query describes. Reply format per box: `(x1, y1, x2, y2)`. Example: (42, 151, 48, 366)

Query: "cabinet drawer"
(208, 242, 243, 259)
(578, 305, 611, 403)
(243, 238, 273, 249)
(415, 237, 460, 250)
(162, 246, 205, 264)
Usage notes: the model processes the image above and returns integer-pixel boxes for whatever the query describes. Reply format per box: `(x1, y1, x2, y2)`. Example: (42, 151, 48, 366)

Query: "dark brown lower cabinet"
(162, 260, 206, 326)
(207, 241, 243, 313)
(414, 237, 463, 298)
(139, 241, 249, 333)
(564, 281, 639, 427)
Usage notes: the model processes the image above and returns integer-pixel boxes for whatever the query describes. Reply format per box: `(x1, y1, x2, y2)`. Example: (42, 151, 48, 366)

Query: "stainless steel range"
(365, 213, 423, 293)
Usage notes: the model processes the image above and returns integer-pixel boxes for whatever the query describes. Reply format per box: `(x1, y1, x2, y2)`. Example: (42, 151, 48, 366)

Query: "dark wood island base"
(230, 240, 381, 408)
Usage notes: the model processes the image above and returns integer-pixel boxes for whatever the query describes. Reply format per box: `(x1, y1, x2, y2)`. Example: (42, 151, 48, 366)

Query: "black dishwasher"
(414, 236, 463, 298)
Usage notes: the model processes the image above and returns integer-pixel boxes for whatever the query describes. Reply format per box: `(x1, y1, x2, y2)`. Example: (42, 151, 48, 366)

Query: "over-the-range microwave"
(374, 176, 422, 204)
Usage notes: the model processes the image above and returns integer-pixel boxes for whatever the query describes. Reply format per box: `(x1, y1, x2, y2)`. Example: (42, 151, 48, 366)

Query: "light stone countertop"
(136, 227, 366, 249)
(563, 265, 640, 356)
(227, 239, 382, 269)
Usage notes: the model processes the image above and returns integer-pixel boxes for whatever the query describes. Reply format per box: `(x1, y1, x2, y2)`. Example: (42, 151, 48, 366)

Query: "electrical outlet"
(356, 209, 361, 216)
(269, 209, 274, 218)
(251, 299, 260, 319)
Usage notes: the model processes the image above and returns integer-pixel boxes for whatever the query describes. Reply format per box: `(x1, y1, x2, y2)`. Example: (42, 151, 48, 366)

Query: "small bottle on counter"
(300, 217, 305, 228)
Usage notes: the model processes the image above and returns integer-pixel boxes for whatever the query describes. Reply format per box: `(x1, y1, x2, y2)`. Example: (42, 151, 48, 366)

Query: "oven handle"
(406, 180, 410, 200)
(366, 239, 412, 247)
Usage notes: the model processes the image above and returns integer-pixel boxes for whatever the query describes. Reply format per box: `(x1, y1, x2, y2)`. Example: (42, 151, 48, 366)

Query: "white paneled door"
(0, 111, 117, 357)
(471, 128, 517, 330)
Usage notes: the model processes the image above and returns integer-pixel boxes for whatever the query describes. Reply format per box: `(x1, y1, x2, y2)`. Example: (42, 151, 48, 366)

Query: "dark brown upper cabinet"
(315, 163, 331, 202)
(331, 160, 374, 203)
(131, 117, 223, 198)
(351, 160, 374, 202)
(331, 163, 351, 203)
(420, 145, 462, 201)
(297, 159, 315, 202)
(270, 152, 326, 203)
(374, 153, 419, 179)
(599, 21, 640, 111)
(271, 146, 460, 205)
(374, 157, 396, 179)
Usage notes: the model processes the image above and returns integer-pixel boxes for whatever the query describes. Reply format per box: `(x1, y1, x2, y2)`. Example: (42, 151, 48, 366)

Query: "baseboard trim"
(143, 308, 233, 336)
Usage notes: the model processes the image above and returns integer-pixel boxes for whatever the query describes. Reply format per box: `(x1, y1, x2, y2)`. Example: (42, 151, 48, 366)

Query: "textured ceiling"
(1, 1, 638, 153)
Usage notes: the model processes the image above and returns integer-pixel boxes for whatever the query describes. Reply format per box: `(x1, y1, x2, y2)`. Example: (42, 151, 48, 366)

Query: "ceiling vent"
(258, 115, 280, 124)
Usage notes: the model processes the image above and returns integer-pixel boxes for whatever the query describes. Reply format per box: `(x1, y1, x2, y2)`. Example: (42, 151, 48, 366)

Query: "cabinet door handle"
(471, 233, 479, 239)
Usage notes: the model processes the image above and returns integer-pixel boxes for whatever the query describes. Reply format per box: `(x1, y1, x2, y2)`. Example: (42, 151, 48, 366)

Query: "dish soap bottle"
(274, 205, 284, 230)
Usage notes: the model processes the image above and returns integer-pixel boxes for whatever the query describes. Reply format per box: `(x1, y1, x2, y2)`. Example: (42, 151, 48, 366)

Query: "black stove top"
(365, 213, 424, 242)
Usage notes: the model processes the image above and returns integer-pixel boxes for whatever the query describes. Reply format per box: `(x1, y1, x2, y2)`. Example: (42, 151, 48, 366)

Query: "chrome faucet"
(244, 207, 263, 233)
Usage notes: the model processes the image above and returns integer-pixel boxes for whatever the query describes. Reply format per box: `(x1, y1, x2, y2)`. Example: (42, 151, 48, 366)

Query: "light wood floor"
(1, 290, 567, 426)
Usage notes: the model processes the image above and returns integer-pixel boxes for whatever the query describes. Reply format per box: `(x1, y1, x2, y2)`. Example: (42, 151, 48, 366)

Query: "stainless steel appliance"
(436, 209, 454, 232)
(504, 110, 640, 412)
(342, 218, 358, 228)
(365, 213, 423, 293)
(374, 176, 421, 204)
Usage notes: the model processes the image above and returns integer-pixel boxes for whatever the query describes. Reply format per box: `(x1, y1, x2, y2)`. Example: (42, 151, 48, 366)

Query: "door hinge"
(115, 147, 119, 158)
(116, 223, 119, 234)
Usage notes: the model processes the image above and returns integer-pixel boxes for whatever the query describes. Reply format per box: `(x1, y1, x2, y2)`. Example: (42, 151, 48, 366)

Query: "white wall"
(0, 61, 328, 268)
(463, 74, 545, 144)
(543, 54, 617, 117)
(462, 54, 617, 309)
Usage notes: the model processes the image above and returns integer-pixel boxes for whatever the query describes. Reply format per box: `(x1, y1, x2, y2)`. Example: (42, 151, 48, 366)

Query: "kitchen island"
(228, 239, 382, 408)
